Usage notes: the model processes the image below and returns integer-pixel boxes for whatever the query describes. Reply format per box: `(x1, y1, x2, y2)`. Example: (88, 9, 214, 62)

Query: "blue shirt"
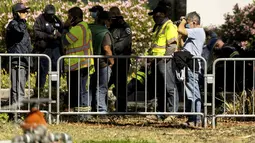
(183, 28, 206, 56)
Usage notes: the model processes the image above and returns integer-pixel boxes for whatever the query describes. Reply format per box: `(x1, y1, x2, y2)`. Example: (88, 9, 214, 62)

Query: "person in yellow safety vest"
(147, 5, 179, 121)
(127, 67, 147, 97)
(62, 7, 94, 112)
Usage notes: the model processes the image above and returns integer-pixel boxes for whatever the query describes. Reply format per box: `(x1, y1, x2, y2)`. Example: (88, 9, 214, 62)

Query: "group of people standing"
(6, 3, 132, 118)
(6, 0, 209, 127)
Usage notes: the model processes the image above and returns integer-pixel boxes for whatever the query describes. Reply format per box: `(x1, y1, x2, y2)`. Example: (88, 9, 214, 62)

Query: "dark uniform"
(33, 4, 63, 88)
(108, 16, 132, 112)
(6, 3, 32, 104)
(213, 44, 241, 92)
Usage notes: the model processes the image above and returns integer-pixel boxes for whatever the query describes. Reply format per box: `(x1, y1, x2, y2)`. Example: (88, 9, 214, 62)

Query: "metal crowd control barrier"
(0, 54, 53, 124)
(211, 58, 255, 128)
(56, 55, 208, 127)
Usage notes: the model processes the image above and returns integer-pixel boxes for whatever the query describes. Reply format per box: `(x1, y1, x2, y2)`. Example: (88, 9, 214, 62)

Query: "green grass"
(81, 141, 151, 143)
(2, 116, 255, 143)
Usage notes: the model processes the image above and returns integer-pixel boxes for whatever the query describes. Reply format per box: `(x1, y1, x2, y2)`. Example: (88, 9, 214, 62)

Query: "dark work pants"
(11, 67, 28, 104)
(67, 68, 90, 108)
(150, 59, 179, 112)
(36, 47, 61, 88)
(109, 59, 130, 112)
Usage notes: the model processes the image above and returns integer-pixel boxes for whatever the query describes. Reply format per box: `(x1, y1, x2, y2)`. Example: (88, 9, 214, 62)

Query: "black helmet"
(44, 4, 56, 15)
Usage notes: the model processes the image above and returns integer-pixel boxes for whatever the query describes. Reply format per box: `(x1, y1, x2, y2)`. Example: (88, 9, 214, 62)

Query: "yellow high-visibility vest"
(150, 20, 178, 56)
(131, 71, 146, 85)
(64, 21, 94, 72)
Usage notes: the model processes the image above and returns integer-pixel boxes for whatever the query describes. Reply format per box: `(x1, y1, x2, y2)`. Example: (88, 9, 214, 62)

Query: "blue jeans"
(91, 66, 112, 112)
(185, 68, 201, 122)
(150, 59, 179, 113)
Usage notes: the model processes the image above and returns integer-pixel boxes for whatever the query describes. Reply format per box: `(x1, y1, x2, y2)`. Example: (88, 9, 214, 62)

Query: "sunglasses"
(19, 10, 28, 13)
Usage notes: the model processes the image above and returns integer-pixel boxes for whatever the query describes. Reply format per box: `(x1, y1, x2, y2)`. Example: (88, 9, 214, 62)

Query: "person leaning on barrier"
(177, 11, 206, 127)
(146, 4, 179, 122)
(33, 4, 63, 92)
(208, 39, 242, 93)
(108, 6, 132, 112)
(5, 3, 33, 112)
(89, 11, 114, 112)
(62, 7, 94, 111)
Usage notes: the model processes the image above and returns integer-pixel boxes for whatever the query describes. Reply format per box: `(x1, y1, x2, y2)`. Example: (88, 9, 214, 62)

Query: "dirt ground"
(1, 116, 255, 143)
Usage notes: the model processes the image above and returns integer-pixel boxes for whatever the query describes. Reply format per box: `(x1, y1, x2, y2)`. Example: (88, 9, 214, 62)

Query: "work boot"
(182, 120, 202, 128)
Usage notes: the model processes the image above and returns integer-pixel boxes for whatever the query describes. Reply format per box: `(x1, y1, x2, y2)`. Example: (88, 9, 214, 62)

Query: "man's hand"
(180, 16, 186, 21)
(178, 16, 188, 36)
(109, 64, 114, 68)
(64, 18, 72, 28)
(54, 30, 62, 38)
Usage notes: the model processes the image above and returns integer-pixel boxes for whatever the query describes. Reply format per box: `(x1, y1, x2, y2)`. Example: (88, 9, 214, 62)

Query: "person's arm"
(178, 35, 185, 48)
(9, 20, 27, 35)
(103, 33, 114, 67)
(62, 27, 78, 47)
(165, 23, 178, 52)
(178, 18, 188, 36)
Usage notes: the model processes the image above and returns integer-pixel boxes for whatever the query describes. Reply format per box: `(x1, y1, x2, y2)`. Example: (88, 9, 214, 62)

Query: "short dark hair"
(187, 11, 201, 25)
(68, 7, 83, 19)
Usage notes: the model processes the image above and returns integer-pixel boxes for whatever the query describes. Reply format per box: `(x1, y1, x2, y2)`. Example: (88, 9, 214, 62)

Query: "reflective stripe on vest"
(66, 59, 92, 71)
(151, 20, 177, 55)
(131, 71, 145, 84)
(66, 24, 90, 55)
(66, 33, 78, 42)
(230, 51, 239, 58)
(64, 22, 94, 71)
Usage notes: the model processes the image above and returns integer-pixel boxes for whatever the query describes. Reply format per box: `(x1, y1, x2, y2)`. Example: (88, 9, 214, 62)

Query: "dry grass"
(1, 116, 255, 143)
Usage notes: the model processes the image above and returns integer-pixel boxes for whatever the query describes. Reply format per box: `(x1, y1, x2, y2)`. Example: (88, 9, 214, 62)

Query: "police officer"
(108, 6, 132, 112)
(6, 2, 32, 107)
(147, 5, 179, 121)
(33, 4, 63, 90)
(5, 2, 33, 121)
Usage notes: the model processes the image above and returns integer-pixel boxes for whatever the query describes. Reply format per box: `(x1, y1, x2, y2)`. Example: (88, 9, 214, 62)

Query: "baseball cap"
(98, 11, 111, 20)
(44, 4, 56, 15)
(12, 3, 30, 12)
(89, 5, 104, 12)
(148, 5, 168, 16)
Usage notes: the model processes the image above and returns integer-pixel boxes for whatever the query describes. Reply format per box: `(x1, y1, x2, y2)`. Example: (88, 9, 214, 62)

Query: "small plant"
(217, 89, 255, 116)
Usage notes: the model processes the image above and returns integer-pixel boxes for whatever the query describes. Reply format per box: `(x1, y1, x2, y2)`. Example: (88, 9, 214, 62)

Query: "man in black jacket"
(33, 4, 63, 89)
(6, 3, 32, 105)
(108, 6, 132, 112)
